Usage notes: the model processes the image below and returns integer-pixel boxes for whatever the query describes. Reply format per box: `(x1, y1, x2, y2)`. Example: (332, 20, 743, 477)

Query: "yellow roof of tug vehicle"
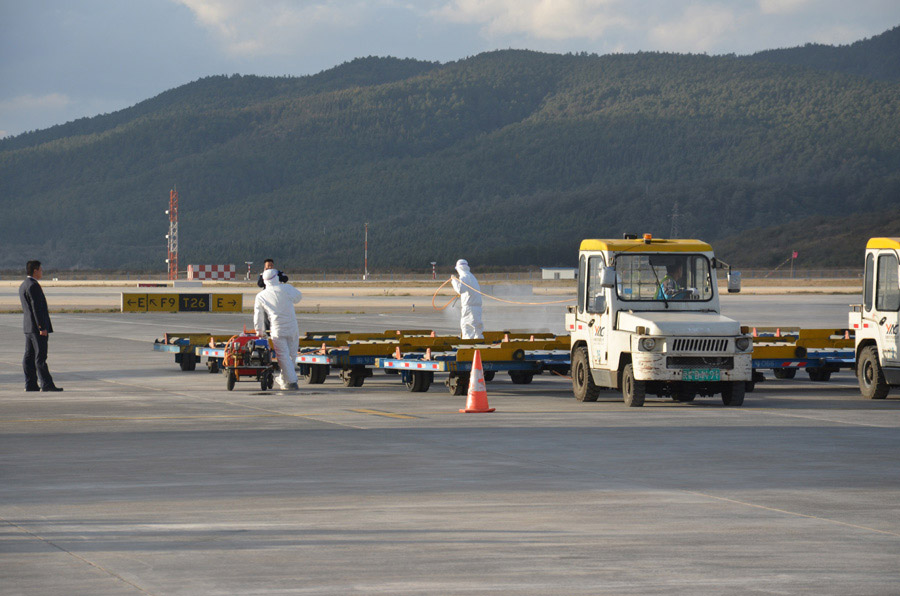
(866, 238, 900, 250)
(580, 236, 713, 253)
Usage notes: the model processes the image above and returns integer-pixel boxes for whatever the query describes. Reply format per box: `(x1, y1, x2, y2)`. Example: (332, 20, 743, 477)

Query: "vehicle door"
(875, 250, 900, 366)
(585, 255, 609, 366)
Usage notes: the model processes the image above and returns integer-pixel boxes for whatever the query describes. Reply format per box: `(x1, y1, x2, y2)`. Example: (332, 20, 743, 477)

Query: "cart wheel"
(483, 370, 495, 382)
(446, 373, 469, 396)
(342, 373, 365, 387)
(261, 371, 274, 391)
(207, 359, 219, 374)
(305, 364, 327, 385)
(226, 370, 236, 391)
(807, 367, 832, 382)
(773, 368, 796, 379)
(179, 351, 197, 371)
(509, 371, 534, 384)
(406, 371, 433, 392)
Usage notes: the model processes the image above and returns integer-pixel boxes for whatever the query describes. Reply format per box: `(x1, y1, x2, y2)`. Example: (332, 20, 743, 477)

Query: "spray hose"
(431, 277, 573, 311)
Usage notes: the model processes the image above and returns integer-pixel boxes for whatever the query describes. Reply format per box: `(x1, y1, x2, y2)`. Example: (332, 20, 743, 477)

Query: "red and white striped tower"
(166, 188, 179, 280)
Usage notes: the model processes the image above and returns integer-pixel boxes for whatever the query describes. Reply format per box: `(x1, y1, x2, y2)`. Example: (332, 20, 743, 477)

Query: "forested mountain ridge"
(746, 25, 900, 82)
(2, 28, 898, 271)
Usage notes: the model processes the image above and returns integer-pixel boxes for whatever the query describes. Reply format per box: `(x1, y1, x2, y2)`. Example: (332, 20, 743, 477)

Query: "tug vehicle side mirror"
(727, 270, 741, 294)
(599, 267, 616, 288)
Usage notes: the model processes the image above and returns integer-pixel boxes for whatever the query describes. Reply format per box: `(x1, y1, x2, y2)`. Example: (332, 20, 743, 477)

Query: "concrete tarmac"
(2, 303, 899, 595)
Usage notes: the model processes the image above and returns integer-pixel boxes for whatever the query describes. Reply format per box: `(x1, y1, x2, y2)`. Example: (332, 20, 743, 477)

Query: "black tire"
(226, 370, 236, 391)
(807, 368, 832, 382)
(721, 381, 745, 406)
(483, 370, 496, 382)
(179, 351, 197, 371)
(858, 345, 890, 399)
(773, 368, 796, 379)
(572, 346, 600, 402)
(261, 370, 274, 391)
(343, 374, 365, 388)
(509, 371, 534, 384)
(405, 371, 433, 393)
(207, 359, 219, 374)
(446, 374, 469, 396)
(621, 363, 645, 407)
(304, 364, 327, 385)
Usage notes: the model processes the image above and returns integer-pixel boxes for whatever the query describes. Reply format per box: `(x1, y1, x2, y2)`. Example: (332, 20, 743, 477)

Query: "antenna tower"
(670, 200, 681, 238)
(166, 188, 179, 280)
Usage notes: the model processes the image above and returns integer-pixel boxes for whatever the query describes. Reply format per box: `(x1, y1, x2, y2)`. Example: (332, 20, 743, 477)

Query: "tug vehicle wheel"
(721, 381, 745, 406)
(859, 345, 890, 400)
(621, 364, 645, 407)
(572, 346, 600, 402)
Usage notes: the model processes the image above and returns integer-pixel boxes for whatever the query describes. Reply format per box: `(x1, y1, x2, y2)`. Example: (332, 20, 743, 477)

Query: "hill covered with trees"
(2, 27, 898, 272)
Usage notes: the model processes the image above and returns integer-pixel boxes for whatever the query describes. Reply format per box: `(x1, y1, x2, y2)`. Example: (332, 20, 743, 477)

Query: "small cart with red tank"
(222, 332, 277, 391)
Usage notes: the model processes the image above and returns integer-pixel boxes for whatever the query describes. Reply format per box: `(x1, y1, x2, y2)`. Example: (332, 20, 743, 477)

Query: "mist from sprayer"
(437, 286, 571, 335)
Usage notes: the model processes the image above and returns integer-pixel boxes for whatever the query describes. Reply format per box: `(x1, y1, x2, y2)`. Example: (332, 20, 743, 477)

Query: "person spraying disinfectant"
(254, 268, 303, 390)
(450, 259, 484, 339)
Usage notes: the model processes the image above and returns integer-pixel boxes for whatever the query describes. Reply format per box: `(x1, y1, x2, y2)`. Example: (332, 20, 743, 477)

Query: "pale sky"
(1, 0, 898, 138)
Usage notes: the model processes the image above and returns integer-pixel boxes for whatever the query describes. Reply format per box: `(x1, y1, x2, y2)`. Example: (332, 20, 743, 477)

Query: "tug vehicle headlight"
(735, 337, 751, 351)
(639, 337, 656, 351)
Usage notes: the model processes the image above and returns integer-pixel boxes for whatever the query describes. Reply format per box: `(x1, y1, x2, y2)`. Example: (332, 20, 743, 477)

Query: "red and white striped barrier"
(187, 264, 235, 280)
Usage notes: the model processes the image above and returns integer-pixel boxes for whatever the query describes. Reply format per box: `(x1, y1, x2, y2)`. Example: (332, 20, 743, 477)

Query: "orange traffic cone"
(460, 350, 494, 413)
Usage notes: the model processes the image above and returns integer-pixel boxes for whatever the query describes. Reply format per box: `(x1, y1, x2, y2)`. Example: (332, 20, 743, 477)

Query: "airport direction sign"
(179, 294, 210, 312)
(211, 294, 242, 312)
(146, 294, 180, 312)
(121, 292, 236, 313)
(121, 293, 148, 312)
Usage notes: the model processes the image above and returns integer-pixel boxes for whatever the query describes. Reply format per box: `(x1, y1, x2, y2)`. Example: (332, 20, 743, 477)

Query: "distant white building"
(541, 267, 577, 280)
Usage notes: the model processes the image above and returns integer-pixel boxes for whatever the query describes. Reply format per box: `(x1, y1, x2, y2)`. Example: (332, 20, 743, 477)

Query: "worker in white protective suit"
(450, 259, 484, 339)
(254, 268, 303, 390)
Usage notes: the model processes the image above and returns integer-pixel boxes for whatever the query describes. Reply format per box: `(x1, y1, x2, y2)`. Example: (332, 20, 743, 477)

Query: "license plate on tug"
(682, 368, 720, 382)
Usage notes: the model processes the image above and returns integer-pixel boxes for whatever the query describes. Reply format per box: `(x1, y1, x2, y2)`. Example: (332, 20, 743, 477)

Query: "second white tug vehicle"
(567, 234, 753, 406)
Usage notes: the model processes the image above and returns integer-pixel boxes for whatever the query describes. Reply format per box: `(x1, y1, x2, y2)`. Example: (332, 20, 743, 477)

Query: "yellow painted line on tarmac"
(0, 409, 597, 425)
(0, 412, 361, 424)
(351, 408, 420, 419)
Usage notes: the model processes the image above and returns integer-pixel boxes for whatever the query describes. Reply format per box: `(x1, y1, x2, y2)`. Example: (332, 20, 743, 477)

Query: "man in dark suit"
(256, 258, 288, 288)
(19, 260, 62, 392)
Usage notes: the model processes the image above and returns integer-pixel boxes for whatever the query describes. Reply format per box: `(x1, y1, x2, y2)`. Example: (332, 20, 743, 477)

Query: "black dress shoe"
(41, 386, 64, 392)
(25, 386, 40, 392)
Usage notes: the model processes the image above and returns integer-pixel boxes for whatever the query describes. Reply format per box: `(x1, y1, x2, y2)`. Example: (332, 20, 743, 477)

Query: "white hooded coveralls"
(450, 259, 484, 339)
(254, 270, 303, 387)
